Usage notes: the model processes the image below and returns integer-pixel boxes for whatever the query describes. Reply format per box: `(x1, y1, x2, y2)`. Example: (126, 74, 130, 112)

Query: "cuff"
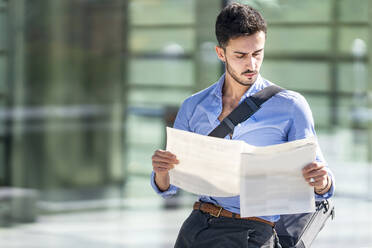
(150, 171, 178, 198)
(315, 168, 335, 201)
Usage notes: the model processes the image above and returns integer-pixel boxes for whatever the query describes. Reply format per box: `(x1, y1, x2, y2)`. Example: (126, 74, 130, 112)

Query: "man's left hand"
(302, 162, 329, 194)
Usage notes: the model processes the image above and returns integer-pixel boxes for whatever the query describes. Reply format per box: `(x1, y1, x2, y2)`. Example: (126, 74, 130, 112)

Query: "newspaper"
(166, 127, 316, 217)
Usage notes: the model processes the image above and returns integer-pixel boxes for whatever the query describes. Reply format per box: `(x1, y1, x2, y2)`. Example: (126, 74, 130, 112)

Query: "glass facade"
(0, 0, 7, 186)
(2, 0, 128, 199)
(0, 0, 371, 246)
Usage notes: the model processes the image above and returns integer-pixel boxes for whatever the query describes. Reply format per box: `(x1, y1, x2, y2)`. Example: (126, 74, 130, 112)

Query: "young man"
(151, 3, 334, 248)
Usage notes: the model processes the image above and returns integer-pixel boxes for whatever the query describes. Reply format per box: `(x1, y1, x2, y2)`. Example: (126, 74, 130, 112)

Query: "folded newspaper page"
(166, 127, 317, 217)
(167, 127, 244, 197)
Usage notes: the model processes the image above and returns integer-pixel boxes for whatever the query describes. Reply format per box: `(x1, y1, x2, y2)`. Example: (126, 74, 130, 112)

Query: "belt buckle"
(210, 206, 223, 218)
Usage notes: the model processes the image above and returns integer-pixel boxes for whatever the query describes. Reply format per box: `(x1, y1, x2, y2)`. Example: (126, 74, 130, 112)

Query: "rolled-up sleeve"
(150, 171, 179, 198)
(287, 93, 335, 200)
(150, 98, 192, 198)
(314, 167, 335, 200)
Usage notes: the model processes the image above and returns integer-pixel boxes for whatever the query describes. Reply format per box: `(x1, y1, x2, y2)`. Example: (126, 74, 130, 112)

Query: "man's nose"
(245, 56, 256, 71)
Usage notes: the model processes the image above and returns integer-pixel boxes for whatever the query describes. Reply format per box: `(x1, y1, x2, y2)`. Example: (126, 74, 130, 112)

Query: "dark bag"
(208, 84, 335, 248)
(276, 200, 335, 248)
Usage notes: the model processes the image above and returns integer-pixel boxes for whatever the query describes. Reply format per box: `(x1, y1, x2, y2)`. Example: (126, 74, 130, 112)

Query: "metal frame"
(1, 0, 10, 186)
(368, 0, 372, 200)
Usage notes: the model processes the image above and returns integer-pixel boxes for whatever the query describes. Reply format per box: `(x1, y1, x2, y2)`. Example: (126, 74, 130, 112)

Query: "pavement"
(1, 131, 372, 248)
(0, 193, 371, 248)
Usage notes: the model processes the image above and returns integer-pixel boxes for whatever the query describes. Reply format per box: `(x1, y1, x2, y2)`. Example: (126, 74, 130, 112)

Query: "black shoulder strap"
(208, 85, 284, 138)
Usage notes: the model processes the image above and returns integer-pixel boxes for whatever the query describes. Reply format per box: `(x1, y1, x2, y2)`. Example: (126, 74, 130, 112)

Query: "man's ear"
(215, 46, 226, 63)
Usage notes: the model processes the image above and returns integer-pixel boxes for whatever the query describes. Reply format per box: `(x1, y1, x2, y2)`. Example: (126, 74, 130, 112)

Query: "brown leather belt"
(193, 202, 275, 227)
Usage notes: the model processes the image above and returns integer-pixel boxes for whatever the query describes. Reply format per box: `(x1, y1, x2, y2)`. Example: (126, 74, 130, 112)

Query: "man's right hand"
(152, 150, 179, 191)
(152, 149, 179, 175)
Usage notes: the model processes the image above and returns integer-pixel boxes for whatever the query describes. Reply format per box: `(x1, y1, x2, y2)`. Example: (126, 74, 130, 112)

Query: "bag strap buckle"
(210, 206, 223, 218)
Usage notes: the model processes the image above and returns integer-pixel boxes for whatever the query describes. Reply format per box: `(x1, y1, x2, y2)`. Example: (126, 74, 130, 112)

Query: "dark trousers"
(175, 210, 281, 248)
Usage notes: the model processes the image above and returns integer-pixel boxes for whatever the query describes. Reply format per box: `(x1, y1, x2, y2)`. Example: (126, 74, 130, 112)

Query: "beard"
(225, 59, 257, 87)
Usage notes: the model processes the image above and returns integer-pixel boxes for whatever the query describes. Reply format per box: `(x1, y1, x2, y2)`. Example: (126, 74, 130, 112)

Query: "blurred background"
(0, 0, 371, 247)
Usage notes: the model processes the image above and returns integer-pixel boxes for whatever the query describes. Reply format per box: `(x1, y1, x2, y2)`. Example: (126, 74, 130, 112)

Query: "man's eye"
(237, 55, 244, 59)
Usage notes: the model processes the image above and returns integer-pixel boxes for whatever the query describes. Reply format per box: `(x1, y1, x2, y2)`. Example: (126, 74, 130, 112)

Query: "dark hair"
(215, 3, 267, 48)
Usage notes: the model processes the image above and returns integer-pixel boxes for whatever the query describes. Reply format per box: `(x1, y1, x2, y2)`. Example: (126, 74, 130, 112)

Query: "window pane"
(339, 0, 368, 22)
(261, 61, 329, 91)
(0, 12, 6, 50)
(128, 88, 192, 106)
(130, 28, 195, 54)
(0, 120, 4, 136)
(339, 27, 368, 54)
(266, 27, 330, 53)
(0, 98, 5, 136)
(0, 56, 6, 93)
(0, 142, 4, 184)
(233, 0, 332, 23)
(126, 114, 164, 145)
(338, 97, 356, 127)
(303, 95, 329, 127)
(126, 115, 164, 174)
(129, 59, 194, 87)
(129, 0, 195, 25)
(338, 62, 367, 93)
(127, 145, 158, 175)
(197, 57, 221, 90)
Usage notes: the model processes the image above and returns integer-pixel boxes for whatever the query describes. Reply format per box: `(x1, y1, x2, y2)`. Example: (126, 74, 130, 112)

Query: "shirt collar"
(212, 73, 266, 102)
(243, 74, 265, 99)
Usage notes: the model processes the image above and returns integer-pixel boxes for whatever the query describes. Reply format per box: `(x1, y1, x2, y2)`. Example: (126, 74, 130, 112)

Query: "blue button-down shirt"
(151, 73, 335, 222)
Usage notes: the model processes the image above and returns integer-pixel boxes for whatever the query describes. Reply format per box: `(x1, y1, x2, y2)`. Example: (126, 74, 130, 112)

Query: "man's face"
(216, 31, 266, 87)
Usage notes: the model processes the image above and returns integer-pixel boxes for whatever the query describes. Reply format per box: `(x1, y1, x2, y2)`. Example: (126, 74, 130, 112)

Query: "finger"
(152, 155, 179, 164)
(153, 150, 177, 160)
(302, 162, 324, 173)
(303, 169, 327, 180)
(153, 161, 175, 170)
(302, 162, 325, 174)
(306, 175, 327, 187)
(306, 175, 324, 183)
(155, 150, 177, 158)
